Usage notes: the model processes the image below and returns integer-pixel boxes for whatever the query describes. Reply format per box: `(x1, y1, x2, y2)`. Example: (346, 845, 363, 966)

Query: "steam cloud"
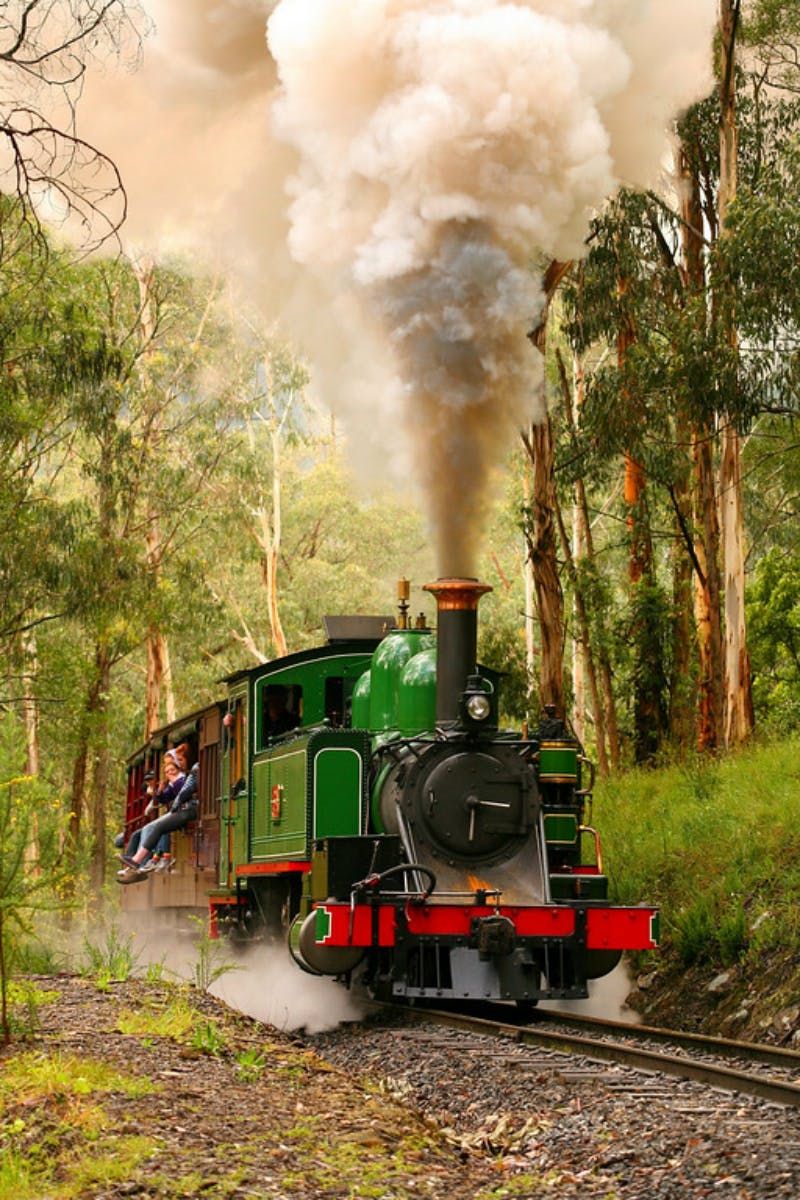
(77, 0, 717, 575)
(266, 0, 716, 574)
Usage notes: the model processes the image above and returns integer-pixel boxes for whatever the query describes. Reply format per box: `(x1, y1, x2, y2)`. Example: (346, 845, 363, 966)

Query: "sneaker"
(117, 866, 147, 885)
(119, 854, 137, 868)
(138, 858, 158, 874)
(154, 856, 173, 873)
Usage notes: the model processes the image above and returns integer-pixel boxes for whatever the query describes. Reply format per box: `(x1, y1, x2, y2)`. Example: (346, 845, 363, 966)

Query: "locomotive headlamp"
(466, 693, 491, 722)
(460, 674, 494, 728)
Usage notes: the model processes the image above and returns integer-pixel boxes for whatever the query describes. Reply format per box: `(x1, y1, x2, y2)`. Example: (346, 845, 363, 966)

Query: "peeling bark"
(718, 0, 754, 746)
(521, 260, 571, 718)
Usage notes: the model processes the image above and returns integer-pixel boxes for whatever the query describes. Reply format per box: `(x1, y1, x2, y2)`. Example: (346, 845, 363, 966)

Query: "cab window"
(258, 683, 302, 749)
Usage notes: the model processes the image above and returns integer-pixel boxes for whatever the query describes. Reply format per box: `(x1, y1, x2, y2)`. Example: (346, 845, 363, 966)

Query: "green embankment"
(595, 736, 800, 970)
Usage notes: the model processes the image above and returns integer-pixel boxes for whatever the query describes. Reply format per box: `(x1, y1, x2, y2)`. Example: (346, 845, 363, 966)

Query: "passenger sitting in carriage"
(117, 753, 197, 884)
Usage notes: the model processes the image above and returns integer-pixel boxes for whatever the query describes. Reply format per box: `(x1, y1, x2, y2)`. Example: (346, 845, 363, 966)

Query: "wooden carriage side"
(120, 701, 225, 925)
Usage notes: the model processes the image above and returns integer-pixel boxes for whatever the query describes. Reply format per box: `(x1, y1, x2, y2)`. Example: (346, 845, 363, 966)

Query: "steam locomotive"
(121, 578, 658, 1003)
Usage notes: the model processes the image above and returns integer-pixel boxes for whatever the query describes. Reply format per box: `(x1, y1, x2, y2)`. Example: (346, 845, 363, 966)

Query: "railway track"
(394, 1002, 800, 1109)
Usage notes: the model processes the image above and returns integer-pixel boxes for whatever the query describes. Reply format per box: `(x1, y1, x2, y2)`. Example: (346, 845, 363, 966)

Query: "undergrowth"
(597, 735, 800, 970)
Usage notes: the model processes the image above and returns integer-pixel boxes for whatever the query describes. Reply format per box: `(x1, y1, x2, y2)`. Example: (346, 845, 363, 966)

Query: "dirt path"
(0, 976, 505, 1200)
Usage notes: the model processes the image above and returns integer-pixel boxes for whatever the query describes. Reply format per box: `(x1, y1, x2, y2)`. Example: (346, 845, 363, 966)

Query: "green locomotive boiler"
(121, 578, 657, 1002)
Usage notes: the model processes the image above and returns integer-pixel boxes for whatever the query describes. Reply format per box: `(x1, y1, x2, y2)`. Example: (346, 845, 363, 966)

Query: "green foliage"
(116, 997, 196, 1041)
(0, 1052, 157, 1104)
(11, 939, 65, 976)
(81, 925, 137, 988)
(3, 981, 58, 1041)
(0, 720, 67, 1043)
(748, 547, 800, 732)
(144, 960, 167, 985)
(598, 737, 800, 969)
(188, 914, 238, 992)
(0, 1046, 156, 1200)
(234, 1047, 268, 1082)
(190, 1019, 226, 1057)
(672, 901, 712, 966)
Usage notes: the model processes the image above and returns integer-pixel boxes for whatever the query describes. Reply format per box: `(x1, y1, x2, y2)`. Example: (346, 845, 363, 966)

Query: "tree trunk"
(557, 349, 619, 769)
(555, 497, 609, 776)
(145, 627, 175, 739)
(267, 424, 288, 658)
(0, 906, 8, 1045)
(135, 259, 178, 739)
(21, 629, 39, 776)
(618, 274, 666, 762)
(18, 629, 41, 869)
(669, 484, 695, 751)
(720, 425, 754, 744)
(67, 654, 107, 872)
(571, 508, 586, 746)
(692, 426, 724, 750)
(521, 465, 537, 713)
(89, 646, 112, 898)
(523, 415, 566, 716)
(718, 0, 754, 746)
(677, 138, 725, 752)
(144, 502, 176, 739)
(570, 358, 586, 746)
(522, 259, 571, 718)
(251, 380, 289, 662)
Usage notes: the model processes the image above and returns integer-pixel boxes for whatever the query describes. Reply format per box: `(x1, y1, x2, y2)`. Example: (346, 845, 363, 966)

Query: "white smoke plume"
(210, 942, 367, 1034)
(74, 0, 716, 574)
(266, 0, 717, 574)
(121, 920, 366, 1033)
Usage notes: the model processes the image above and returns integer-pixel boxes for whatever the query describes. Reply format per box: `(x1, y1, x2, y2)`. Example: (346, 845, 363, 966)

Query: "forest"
(2, 0, 800, 926)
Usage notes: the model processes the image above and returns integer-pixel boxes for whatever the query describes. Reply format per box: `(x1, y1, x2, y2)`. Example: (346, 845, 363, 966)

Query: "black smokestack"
(424, 578, 492, 725)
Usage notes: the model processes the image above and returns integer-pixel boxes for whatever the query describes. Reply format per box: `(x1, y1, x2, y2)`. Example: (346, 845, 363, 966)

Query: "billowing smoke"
(78, 1, 281, 256)
(75, 0, 716, 574)
(266, 0, 716, 574)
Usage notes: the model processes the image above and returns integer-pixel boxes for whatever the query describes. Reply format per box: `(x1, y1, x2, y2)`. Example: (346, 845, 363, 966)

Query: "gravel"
(306, 1009, 800, 1199)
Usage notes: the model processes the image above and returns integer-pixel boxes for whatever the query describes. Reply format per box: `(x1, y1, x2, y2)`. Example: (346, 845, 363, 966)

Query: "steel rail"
(529, 1006, 800, 1071)
(394, 1005, 800, 1109)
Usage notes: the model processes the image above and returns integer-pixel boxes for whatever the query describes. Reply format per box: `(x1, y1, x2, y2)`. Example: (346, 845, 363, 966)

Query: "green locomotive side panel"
(250, 759, 272, 850)
(250, 744, 309, 860)
(268, 745, 309, 857)
(544, 812, 579, 845)
(538, 742, 578, 783)
(313, 744, 363, 839)
(247, 730, 369, 864)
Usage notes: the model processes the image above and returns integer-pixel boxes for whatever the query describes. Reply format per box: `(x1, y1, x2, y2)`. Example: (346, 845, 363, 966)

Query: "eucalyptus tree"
(52, 256, 239, 891)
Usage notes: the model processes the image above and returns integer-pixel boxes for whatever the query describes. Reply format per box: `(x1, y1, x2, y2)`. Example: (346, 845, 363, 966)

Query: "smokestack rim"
(423, 577, 492, 612)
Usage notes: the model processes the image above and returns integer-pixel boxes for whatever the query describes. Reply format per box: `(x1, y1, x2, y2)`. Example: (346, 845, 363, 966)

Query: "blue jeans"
(139, 803, 198, 854)
(125, 827, 170, 859)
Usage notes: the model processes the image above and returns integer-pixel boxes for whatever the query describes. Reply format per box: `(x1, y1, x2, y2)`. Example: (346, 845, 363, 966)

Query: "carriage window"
(259, 683, 302, 748)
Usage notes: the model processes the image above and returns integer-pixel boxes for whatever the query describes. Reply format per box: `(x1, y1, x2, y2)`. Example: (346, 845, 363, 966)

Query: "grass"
(0, 1052, 159, 1200)
(0, 1132, 155, 1200)
(116, 994, 198, 1041)
(81, 924, 137, 989)
(0, 1052, 157, 1107)
(4, 980, 60, 1039)
(596, 734, 800, 969)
